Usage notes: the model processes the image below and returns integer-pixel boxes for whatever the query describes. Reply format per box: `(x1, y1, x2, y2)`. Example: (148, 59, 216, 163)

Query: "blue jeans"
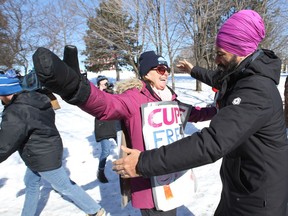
(98, 139, 113, 170)
(21, 166, 101, 216)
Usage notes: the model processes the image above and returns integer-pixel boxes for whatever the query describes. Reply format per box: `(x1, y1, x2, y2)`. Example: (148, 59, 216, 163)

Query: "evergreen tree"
(83, 0, 141, 79)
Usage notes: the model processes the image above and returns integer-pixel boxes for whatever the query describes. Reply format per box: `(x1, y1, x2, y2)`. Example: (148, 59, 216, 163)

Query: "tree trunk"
(284, 76, 288, 127)
(196, 80, 202, 91)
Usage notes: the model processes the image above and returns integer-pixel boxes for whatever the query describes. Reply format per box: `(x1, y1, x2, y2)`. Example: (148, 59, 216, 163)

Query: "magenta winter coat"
(79, 78, 216, 209)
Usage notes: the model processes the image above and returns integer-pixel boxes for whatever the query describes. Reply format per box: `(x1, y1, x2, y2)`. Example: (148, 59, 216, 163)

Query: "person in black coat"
(0, 72, 105, 216)
(113, 10, 288, 216)
(94, 75, 117, 183)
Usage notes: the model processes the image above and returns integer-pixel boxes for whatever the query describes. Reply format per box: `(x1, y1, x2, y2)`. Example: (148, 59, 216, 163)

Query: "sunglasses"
(153, 66, 170, 75)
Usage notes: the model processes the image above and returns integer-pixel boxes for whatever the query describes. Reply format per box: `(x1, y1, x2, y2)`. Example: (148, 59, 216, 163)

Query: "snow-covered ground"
(0, 71, 287, 216)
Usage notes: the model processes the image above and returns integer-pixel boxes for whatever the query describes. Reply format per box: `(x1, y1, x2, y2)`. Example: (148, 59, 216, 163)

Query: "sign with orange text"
(141, 101, 196, 211)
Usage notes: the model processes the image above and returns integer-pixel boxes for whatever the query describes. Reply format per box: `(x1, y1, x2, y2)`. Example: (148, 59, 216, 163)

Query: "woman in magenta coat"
(33, 48, 217, 216)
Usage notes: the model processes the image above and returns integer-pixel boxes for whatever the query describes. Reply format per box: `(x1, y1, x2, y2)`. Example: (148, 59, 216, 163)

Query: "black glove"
(32, 47, 90, 105)
(63, 45, 81, 74)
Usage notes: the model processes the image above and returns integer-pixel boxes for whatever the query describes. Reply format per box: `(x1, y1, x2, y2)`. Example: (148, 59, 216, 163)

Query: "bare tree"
(122, 0, 190, 89)
(35, 0, 85, 57)
(1, 0, 287, 77)
(174, 0, 288, 91)
(0, 0, 39, 72)
(261, 0, 288, 59)
(175, 0, 228, 91)
(162, 0, 190, 90)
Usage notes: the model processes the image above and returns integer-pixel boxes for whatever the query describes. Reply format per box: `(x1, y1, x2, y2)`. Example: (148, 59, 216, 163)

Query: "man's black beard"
(217, 54, 238, 76)
(213, 55, 239, 89)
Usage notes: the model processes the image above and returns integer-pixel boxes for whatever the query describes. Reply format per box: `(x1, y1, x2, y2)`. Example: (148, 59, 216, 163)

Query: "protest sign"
(141, 101, 196, 211)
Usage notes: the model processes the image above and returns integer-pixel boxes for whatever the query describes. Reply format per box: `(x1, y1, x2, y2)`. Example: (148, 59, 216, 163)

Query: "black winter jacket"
(94, 118, 117, 142)
(0, 91, 63, 172)
(137, 49, 288, 216)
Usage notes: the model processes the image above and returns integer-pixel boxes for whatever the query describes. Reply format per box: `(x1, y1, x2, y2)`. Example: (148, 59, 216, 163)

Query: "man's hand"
(176, 59, 194, 73)
(112, 146, 141, 178)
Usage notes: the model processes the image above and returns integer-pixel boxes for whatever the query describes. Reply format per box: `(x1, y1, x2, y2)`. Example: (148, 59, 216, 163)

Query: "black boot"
(97, 169, 108, 183)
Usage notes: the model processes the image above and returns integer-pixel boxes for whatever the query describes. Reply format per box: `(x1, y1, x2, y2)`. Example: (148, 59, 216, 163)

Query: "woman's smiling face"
(144, 65, 170, 90)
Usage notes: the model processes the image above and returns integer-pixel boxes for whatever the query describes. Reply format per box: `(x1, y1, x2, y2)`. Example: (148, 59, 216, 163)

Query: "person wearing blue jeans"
(94, 76, 117, 183)
(22, 166, 102, 216)
(98, 139, 113, 170)
(0, 70, 105, 216)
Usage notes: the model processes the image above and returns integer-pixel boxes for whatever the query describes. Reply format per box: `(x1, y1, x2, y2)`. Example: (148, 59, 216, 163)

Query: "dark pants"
(140, 208, 177, 216)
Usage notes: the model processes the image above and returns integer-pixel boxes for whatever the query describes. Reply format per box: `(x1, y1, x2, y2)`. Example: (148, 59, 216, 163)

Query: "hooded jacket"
(136, 49, 288, 215)
(0, 91, 63, 172)
(79, 78, 217, 209)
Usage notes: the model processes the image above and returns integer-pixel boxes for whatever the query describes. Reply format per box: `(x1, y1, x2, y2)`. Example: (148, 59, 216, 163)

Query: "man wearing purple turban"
(216, 10, 265, 57)
(113, 10, 288, 216)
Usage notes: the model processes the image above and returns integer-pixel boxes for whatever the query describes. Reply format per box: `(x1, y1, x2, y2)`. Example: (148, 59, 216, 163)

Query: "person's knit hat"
(96, 75, 108, 86)
(0, 72, 22, 96)
(216, 10, 265, 57)
(139, 51, 169, 77)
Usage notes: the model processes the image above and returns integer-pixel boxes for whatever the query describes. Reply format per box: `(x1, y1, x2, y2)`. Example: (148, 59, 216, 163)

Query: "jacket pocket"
(230, 191, 266, 208)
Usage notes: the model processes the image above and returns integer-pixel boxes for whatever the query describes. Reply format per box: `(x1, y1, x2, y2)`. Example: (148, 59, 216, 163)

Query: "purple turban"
(216, 10, 265, 56)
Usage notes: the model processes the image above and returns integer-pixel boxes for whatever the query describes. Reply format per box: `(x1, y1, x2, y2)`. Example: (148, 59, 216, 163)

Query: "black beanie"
(139, 51, 169, 77)
(96, 75, 108, 86)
